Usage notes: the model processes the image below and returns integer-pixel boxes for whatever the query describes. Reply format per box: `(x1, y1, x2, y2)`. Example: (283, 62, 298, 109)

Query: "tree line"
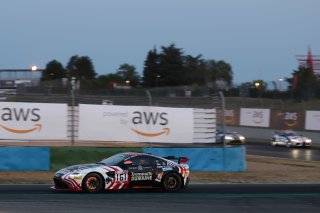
(41, 43, 320, 100)
(41, 43, 233, 89)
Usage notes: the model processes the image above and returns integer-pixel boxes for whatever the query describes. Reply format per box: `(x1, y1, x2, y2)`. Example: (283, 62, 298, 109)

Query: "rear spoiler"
(163, 156, 189, 164)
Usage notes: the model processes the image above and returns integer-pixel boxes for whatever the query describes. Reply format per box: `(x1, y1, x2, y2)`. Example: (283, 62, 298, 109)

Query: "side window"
(154, 158, 167, 166)
(131, 156, 151, 166)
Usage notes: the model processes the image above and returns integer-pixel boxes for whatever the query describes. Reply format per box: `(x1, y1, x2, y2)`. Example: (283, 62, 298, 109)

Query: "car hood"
(225, 133, 242, 137)
(287, 136, 309, 140)
(56, 163, 102, 175)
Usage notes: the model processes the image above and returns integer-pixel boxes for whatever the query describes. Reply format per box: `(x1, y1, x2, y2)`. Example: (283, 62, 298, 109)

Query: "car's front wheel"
(82, 173, 104, 193)
(271, 138, 277, 146)
(286, 142, 292, 148)
(161, 173, 182, 192)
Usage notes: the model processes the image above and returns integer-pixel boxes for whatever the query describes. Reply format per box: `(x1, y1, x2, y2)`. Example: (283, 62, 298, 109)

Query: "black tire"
(161, 173, 182, 192)
(82, 173, 104, 193)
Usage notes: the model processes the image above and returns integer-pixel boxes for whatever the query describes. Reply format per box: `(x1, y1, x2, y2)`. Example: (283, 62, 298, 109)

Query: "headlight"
(239, 136, 245, 140)
(54, 173, 64, 178)
(69, 172, 83, 180)
(305, 139, 312, 143)
(225, 135, 234, 140)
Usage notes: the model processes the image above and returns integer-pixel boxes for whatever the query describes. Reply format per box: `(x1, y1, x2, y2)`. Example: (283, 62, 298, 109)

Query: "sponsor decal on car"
(115, 172, 128, 182)
(155, 172, 163, 182)
(162, 166, 173, 171)
(131, 172, 152, 181)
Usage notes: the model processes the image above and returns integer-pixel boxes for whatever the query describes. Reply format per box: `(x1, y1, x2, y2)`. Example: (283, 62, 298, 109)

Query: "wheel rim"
(86, 177, 99, 190)
(167, 176, 178, 189)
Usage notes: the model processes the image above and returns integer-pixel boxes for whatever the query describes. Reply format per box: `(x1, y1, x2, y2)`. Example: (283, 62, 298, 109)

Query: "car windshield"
(99, 153, 128, 166)
(285, 132, 303, 137)
(225, 129, 234, 134)
(218, 129, 234, 134)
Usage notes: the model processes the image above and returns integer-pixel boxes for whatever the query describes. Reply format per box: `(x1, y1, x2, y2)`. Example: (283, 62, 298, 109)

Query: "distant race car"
(216, 128, 245, 144)
(53, 152, 190, 193)
(271, 130, 312, 147)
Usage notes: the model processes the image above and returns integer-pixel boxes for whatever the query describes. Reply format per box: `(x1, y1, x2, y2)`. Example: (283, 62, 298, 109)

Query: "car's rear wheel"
(161, 173, 182, 192)
(82, 173, 104, 193)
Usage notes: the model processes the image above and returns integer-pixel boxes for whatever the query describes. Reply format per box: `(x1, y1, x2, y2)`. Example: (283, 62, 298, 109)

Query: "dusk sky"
(1, 0, 319, 85)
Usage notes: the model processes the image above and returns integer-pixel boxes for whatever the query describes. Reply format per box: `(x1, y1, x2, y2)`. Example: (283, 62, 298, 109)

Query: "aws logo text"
(131, 111, 170, 137)
(1, 108, 40, 121)
(0, 107, 42, 134)
(132, 111, 168, 125)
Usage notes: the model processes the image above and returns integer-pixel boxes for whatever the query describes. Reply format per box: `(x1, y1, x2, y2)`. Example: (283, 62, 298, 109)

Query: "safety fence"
(8, 84, 320, 110)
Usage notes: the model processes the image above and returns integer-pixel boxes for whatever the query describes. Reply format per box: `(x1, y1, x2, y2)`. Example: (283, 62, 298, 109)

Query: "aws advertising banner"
(240, 108, 270, 127)
(78, 104, 193, 143)
(215, 108, 239, 126)
(305, 111, 320, 131)
(270, 110, 305, 130)
(0, 102, 68, 140)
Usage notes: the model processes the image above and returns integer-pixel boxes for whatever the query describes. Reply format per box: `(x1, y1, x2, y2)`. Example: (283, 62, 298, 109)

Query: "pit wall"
(0, 146, 246, 172)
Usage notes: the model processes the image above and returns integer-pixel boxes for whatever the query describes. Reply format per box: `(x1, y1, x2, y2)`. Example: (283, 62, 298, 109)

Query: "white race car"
(53, 152, 190, 193)
(271, 130, 312, 147)
(216, 128, 245, 144)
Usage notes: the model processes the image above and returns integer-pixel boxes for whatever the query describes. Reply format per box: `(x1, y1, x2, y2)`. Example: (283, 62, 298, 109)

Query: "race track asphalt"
(246, 141, 320, 161)
(0, 184, 319, 213)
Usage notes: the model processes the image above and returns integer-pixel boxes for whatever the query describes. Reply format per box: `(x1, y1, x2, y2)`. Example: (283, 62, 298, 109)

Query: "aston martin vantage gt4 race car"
(271, 130, 312, 148)
(53, 152, 190, 193)
(216, 128, 246, 144)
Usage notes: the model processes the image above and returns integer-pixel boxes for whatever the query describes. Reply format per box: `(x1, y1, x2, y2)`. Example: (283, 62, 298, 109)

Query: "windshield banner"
(78, 104, 193, 143)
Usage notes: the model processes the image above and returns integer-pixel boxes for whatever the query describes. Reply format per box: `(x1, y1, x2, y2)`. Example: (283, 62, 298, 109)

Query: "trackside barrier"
(0, 147, 50, 171)
(0, 147, 245, 171)
(143, 147, 246, 171)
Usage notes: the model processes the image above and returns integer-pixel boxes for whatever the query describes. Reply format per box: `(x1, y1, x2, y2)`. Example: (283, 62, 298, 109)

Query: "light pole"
(278, 78, 284, 91)
(31, 66, 38, 71)
(253, 81, 262, 98)
(156, 75, 160, 87)
(47, 72, 54, 95)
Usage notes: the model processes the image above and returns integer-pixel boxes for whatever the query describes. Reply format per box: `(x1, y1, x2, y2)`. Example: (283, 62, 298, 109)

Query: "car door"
(127, 156, 155, 188)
